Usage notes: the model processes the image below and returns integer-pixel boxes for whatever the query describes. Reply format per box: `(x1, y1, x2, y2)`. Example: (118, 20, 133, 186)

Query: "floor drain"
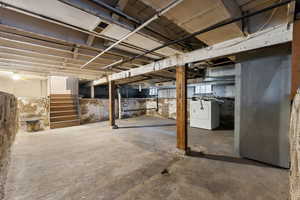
(161, 169, 169, 176)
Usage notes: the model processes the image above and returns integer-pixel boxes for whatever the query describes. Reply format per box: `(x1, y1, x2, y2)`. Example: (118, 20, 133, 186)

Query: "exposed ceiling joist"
(0, 58, 100, 77)
(0, 63, 98, 80)
(93, 24, 292, 85)
(0, 35, 148, 70)
(0, 2, 167, 59)
(0, 46, 118, 72)
(0, 57, 103, 75)
(86, 35, 95, 46)
(0, 52, 105, 72)
(0, 28, 150, 63)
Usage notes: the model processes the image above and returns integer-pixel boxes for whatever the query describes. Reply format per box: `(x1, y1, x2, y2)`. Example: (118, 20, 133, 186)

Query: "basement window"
(149, 87, 158, 96)
(195, 84, 212, 94)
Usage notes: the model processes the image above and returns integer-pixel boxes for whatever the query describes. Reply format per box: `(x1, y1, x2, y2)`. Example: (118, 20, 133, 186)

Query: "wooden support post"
(291, 20, 300, 99)
(176, 65, 188, 150)
(109, 81, 118, 129)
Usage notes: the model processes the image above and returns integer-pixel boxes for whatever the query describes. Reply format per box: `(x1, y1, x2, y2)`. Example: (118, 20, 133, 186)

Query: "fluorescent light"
(12, 74, 21, 80)
(0, 71, 13, 75)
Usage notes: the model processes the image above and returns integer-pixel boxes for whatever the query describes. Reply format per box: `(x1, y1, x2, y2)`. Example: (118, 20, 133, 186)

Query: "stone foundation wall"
(122, 98, 147, 118)
(80, 99, 113, 124)
(290, 91, 300, 200)
(0, 92, 18, 200)
(17, 97, 49, 131)
(80, 98, 147, 124)
(146, 98, 182, 119)
(146, 98, 234, 127)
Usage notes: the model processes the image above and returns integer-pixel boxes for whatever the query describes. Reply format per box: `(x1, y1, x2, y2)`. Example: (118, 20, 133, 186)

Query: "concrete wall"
(0, 92, 18, 200)
(235, 50, 291, 168)
(0, 76, 47, 98)
(48, 76, 78, 95)
(290, 90, 300, 200)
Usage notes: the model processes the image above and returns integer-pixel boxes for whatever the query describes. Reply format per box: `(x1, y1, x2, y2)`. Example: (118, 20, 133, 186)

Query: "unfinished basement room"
(0, 0, 300, 199)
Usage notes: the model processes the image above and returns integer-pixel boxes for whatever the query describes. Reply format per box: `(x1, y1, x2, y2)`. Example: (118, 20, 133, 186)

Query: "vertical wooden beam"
(109, 81, 117, 128)
(176, 65, 187, 150)
(291, 20, 300, 99)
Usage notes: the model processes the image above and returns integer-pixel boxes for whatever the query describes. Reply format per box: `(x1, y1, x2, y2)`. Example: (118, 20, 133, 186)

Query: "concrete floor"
(4, 116, 288, 200)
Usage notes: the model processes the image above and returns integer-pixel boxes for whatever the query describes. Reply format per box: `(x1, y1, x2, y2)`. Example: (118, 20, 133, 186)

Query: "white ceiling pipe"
(80, 0, 184, 69)
(103, 59, 124, 69)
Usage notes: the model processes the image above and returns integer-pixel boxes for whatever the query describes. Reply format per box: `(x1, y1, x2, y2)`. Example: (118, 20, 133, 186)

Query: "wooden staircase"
(50, 94, 80, 129)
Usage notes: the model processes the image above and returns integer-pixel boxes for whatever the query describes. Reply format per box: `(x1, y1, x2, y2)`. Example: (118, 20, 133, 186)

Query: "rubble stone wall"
(17, 97, 49, 131)
(290, 91, 300, 200)
(80, 98, 147, 124)
(0, 92, 18, 200)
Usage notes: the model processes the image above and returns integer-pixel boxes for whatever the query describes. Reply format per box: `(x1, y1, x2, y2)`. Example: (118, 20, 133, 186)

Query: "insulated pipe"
(104, 0, 293, 69)
(80, 0, 184, 69)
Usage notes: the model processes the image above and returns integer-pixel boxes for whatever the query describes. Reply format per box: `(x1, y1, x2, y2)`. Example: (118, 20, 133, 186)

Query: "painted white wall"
(0, 76, 47, 97)
(48, 76, 70, 94)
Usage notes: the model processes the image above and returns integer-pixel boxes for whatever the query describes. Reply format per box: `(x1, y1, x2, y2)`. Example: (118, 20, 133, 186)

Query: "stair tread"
(51, 119, 80, 124)
(50, 109, 77, 114)
(51, 101, 74, 103)
(50, 115, 78, 119)
(50, 105, 76, 107)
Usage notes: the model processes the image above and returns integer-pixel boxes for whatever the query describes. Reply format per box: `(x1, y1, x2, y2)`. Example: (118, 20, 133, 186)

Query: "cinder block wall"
(0, 92, 18, 200)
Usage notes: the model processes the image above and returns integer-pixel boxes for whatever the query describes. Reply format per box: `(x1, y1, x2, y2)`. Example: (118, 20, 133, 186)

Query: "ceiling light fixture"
(12, 73, 21, 80)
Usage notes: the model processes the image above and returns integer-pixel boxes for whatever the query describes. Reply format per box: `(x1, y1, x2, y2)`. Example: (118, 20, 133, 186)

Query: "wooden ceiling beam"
(93, 24, 292, 85)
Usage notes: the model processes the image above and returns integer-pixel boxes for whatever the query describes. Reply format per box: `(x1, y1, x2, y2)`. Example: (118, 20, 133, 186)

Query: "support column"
(291, 19, 300, 99)
(109, 81, 118, 129)
(91, 85, 94, 98)
(118, 88, 122, 119)
(176, 65, 188, 151)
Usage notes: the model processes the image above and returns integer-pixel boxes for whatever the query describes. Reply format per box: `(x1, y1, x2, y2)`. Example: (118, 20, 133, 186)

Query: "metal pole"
(91, 85, 95, 98)
(80, 0, 184, 69)
(118, 88, 122, 119)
